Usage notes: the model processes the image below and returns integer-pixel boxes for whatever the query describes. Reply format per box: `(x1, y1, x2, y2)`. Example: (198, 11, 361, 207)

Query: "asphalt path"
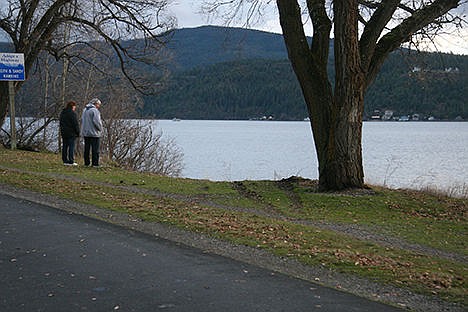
(0, 193, 403, 312)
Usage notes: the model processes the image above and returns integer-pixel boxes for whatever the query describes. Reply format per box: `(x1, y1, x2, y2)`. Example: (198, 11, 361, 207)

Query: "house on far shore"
(399, 115, 410, 121)
(382, 110, 394, 121)
(370, 109, 381, 120)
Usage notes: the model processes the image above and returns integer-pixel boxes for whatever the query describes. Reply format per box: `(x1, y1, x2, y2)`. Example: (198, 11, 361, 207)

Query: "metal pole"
(8, 81, 16, 150)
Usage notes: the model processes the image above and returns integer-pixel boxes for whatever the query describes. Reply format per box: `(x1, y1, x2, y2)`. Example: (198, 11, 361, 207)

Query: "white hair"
(89, 98, 101, 105)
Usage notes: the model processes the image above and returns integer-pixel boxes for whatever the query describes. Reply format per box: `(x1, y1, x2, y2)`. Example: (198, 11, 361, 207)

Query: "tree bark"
(277, 0, 459, 191)
(0, 82, 8, 128)
(278, 0, 365, 191)
(321, 0, 364, 190)
(0, 0, 174, 128)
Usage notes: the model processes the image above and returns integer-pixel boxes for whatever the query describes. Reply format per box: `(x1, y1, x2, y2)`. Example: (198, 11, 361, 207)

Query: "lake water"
(154, 120, 468, 195)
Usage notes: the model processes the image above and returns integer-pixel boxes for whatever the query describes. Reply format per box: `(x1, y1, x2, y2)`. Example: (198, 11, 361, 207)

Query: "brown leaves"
(391, 190, 468, 222)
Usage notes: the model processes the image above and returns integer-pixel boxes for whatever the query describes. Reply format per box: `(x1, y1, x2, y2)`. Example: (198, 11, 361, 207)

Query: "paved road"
(0, 193, 403, 312)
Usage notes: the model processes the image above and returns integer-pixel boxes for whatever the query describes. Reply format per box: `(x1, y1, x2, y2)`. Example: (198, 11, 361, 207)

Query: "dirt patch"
(275, 176, 307, 210)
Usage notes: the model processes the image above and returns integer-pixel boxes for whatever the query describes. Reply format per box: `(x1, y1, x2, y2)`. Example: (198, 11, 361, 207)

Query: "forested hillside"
(163, 26, 290, 70)
(4, 26, 467, 120)
(144, 34, 467, 120)
(367, 53, 467, 119)
(144, 59, 305, 120)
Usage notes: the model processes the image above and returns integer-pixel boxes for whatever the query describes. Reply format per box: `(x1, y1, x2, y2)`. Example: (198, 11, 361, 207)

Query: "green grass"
(0, 148, 466, 304)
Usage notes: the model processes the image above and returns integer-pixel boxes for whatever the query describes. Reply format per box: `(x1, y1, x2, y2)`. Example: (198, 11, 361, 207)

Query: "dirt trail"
(2, 165, 465, 265)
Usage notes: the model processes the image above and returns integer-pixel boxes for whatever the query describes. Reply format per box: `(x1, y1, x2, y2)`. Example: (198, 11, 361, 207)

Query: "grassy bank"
(0, 148, 466, 305)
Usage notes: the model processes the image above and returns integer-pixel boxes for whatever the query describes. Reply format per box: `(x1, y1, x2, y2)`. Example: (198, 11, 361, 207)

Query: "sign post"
(8, 81, 16, 149)
(0, 53, 26, 150)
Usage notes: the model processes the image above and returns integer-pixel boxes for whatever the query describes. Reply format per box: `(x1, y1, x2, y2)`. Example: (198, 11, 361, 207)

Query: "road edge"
(0, 183, 464, 312)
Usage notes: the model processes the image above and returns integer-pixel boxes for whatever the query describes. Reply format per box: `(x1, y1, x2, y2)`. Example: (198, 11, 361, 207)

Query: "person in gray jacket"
(81, 98, 103, 167)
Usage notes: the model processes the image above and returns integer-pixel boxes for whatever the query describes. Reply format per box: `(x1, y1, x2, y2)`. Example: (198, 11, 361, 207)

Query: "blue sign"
(0, 53, 25, 81)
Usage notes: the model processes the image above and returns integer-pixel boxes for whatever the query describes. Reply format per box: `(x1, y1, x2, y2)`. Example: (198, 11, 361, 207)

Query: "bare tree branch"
(367, 0, 460, 86)
(306, 0, 332, 66)
(359, 0, 400, 71)
(200, 0, 464, 191)
(0, 0, 175, 126)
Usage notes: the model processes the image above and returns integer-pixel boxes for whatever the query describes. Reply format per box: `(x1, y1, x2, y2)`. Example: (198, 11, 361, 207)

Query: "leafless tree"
(203, 0, 466, 191)
(1, 47, 184, 176)
(0, 52, 66, 150)
(0, 0, 175, 128)
(100, 85, 183, 176)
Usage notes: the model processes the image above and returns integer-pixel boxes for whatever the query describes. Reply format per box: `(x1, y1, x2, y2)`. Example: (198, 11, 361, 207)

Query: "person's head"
(66, 101, 77, 111)
(89, 98, 102, 109)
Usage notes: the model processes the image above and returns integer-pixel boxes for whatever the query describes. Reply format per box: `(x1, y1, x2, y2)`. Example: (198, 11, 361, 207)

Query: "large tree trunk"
(278, 0, 365, 191)
(277, 0, 460, 191)
(315, 96, 364, 191)
(301, 77, 365, 191)
(317, 0, 365, 190)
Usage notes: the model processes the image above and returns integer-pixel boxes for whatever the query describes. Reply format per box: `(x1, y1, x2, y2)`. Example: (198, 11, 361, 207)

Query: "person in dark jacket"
(59, 101, 80, 165)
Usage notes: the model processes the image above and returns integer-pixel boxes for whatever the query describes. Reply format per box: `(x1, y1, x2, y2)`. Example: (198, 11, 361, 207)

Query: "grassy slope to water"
(0, 148, 466, 305)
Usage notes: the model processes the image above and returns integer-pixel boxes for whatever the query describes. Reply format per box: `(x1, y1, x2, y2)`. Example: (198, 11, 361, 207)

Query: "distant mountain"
(5, 26, 467, 120)
(143, 53, 467, 120)
(164, 26, 290, 71)
(144, 26, 467, 120)
(145, 59, 305, 120)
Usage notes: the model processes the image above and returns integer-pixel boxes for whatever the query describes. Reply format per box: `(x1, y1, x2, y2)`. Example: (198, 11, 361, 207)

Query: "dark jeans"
(84, 137, 100, 166)
(62, 137, 76, 164)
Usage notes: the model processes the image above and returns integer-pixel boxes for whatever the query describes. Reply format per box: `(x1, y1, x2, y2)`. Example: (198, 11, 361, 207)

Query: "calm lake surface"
(155, 120, 467, 195)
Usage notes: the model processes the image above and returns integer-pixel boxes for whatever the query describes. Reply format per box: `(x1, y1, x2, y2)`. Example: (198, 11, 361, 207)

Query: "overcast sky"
(169, 0, 282, 33)
(170, 1, 468, 55)
(0, 1, 466, 54)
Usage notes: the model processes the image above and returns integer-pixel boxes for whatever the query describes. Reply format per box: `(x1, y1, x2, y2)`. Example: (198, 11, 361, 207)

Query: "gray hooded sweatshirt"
(81, 102, 103, 138)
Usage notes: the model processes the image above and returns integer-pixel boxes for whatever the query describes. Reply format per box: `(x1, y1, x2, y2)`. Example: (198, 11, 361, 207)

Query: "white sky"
(169, 1, 283, 33)
(0, 1, 466, 54)
(170, 1, 468, 55)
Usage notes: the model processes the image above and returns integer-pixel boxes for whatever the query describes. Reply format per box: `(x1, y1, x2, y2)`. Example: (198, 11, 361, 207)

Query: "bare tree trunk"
(0, 82, 8, 128)
(278, 0, 365, 191)
(43, 56, 50, 144)
(263, 0, 461, 191)
(317, 0, 365, 190)
(301, 81, 365, 191)
(317, 98, 364, 191)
